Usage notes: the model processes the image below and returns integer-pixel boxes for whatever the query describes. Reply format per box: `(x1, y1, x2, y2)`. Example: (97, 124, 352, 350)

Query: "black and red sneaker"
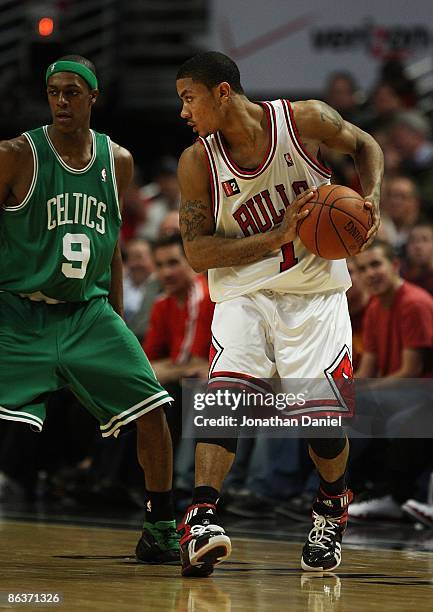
(178, 503, 231, 577)
(301, 489, 353, 572)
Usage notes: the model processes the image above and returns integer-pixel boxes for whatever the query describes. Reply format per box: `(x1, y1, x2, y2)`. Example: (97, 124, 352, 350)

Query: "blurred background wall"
(0, 0, 431, 179)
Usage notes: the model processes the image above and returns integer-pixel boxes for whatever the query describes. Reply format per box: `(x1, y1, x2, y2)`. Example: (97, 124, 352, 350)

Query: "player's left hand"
(361, 195, 380, 251)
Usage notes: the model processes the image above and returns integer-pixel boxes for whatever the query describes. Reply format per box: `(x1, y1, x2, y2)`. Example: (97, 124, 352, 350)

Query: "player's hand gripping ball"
(297, 184, 373, 259)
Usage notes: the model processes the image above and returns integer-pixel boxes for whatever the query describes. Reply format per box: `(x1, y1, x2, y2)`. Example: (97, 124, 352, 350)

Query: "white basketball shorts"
(209, 289, 353, 417)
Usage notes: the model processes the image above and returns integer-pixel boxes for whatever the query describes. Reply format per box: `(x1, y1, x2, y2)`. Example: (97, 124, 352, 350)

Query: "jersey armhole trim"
(3, 133, 38, 212)
(282, 99, 332, 179)
(107, 136, 122, 221)
(198, 137, 220, 223)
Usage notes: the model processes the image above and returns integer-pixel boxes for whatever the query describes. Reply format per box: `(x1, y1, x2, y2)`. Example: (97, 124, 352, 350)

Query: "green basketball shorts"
(0, 292, 172, 438)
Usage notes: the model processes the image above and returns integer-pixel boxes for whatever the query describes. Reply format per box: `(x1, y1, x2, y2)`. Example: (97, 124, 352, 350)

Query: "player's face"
(153, 244, 193, 294)
(177, 78, 221, 137)
(47, 72, 98, 133)
(406, 227, 433, 267)
(355, 247, 399, 296)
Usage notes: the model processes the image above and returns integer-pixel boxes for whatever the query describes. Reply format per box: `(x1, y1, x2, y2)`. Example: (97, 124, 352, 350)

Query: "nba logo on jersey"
(222, 178, 240, 197)
(101, 168, 107, 182)
(284, 152, 294, 167)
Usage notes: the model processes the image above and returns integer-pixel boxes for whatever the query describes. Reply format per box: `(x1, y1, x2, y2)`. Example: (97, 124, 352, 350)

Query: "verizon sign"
(206, 0, 433, 93)
(312, 21, 431, 57)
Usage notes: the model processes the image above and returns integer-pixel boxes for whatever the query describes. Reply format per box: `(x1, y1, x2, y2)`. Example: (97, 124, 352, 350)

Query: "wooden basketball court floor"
(1, 507, 433, 612)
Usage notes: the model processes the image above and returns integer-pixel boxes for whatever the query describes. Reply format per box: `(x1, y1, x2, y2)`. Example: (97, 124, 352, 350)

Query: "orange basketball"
(297, 184, 372, 259)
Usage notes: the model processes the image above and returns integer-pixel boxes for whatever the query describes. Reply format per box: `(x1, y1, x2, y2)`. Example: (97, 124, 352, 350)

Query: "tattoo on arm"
(180, 199, 208, 241)
(320, 105, 343, 130)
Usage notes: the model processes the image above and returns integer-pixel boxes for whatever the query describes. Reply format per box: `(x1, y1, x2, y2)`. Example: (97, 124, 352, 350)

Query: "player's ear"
(89, 89, 99, 105)
(217, 82, 231, 104)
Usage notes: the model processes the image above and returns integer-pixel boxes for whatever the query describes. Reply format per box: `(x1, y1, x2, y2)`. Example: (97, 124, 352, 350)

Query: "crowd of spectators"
(1, 58, 433, 529)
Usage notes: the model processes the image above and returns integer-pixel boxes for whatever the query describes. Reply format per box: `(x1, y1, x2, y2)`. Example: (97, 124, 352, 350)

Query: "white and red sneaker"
(402, 499, 433, 528)
(178, 503, 231, 577)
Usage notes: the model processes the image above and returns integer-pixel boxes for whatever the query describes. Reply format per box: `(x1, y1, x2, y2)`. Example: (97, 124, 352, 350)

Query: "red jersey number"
(280, 242, 297, 272)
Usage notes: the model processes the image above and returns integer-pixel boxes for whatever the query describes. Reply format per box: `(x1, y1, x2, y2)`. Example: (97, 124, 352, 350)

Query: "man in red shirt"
(356, 240, 433, 378)
(144, 234, 214, 381)
(350, 239, 433, 519)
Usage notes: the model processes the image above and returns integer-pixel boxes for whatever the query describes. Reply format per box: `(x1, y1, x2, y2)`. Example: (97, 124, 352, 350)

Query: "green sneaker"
(135, 520, 180, 564)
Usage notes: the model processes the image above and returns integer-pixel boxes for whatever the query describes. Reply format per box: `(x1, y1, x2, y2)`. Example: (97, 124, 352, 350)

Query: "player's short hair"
(176, 51, 244, 94)
(152, 233, 184, 254)
(58, 54, 97, 79)
(367, 239, 397, 262)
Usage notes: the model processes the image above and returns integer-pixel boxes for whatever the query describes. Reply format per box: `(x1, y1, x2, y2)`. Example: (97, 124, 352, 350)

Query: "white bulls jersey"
(199, 99, 351, 303)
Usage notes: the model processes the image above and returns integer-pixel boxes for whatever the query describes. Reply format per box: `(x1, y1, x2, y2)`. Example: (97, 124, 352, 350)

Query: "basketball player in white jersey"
(175, 52, 383, 577)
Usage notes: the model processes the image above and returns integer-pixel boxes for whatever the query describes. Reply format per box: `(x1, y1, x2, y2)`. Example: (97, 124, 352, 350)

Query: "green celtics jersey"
(0, 126, 121, 301)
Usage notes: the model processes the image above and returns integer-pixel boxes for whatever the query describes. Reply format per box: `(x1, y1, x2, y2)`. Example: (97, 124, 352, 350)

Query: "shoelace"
(307, 511, 340, 550)
(190, 524, 225, 538)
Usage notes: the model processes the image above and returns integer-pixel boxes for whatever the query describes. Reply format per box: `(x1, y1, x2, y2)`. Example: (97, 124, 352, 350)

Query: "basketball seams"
(324, 198, 371, 233)
(322, 185, 341, 206)
(298, 184, 370, 258)
(328, 203, 352, 257)
(330, 206, 369, 253)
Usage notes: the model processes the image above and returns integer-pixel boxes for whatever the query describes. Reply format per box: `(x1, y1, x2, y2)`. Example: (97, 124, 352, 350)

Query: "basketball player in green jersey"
(0, 55, 179, 563)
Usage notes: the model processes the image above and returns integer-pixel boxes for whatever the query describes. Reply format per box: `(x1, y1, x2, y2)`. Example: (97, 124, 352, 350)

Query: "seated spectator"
(366, 81, 406, 134)
(400, 221, 433, 295)
(349, 240, 433, 520)
(379, 59, 418, 109)
(144, 234, 213, 385)
(120, 169, 148, 243)
(138, 157, 181, 241)
(380, 175, 420, 251)
(159, 210, 180, 237)
(380, 134, 403, 178)
(324, 71, 366, 126)
(390, 111, 433, 217)
(123, 238, 161, 342)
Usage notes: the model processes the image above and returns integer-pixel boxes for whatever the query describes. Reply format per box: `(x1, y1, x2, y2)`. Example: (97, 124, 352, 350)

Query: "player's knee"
(308, 436, 347, 459)
(196, 438, 238, 454)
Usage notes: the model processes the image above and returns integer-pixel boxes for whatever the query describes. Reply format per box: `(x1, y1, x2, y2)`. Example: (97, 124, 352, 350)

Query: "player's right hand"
(275, 188, 316, 245)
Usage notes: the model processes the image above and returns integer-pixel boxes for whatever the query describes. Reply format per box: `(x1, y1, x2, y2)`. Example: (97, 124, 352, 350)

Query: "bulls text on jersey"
(233, 182, 308, 236)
